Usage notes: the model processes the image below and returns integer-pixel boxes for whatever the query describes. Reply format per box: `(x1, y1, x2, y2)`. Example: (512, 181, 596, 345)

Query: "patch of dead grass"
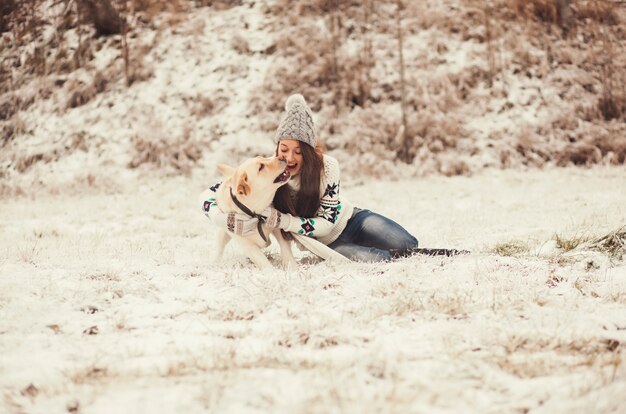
(1, 114, 28, 147)
(496, 334, 623, 379)
(493, 240, 530, 257)
(572, 0, 620, 26)
(588, 226, 626, 261)
(554, 232, 591, 252)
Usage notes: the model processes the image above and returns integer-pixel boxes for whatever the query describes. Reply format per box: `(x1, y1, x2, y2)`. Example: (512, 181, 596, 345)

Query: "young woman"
(202, 94, 461, 262)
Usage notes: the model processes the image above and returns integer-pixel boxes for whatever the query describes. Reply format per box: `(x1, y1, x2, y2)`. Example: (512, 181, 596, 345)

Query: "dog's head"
(217, 156, 291, 212)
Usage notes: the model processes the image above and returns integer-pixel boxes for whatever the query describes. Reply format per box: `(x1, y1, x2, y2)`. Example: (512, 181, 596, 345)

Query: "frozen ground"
(1, 2, 625, 412)
(1, 166, 625, 413)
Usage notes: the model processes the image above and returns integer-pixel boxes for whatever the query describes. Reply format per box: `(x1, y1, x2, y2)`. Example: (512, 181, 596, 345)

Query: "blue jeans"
(328, 208, 418, 262)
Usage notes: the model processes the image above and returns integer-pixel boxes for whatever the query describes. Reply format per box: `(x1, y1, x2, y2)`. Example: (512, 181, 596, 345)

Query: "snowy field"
(2, 0, 625, 412)
(1, 166, 625, 413)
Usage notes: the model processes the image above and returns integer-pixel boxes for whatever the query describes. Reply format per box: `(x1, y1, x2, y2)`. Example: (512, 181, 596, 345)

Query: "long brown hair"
(273, 142, 325, 217)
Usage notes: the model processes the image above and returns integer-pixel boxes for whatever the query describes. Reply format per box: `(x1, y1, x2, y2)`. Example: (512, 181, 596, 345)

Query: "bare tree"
(119, 0, 130, 86)
(593, 0, 624, 120)
(395, 0, 411, 163)
(556, 0, 572, 33)
(327, 0, 341, 111)
(358, 0, 373, 107)
(484, 3, 496, 87)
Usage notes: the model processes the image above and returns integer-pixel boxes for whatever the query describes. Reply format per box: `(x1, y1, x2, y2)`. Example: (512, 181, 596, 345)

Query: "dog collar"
(229, 188, 269, 244)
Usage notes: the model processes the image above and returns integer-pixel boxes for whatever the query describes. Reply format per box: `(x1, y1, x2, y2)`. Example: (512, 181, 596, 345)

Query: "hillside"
(1, 0, 625, 195)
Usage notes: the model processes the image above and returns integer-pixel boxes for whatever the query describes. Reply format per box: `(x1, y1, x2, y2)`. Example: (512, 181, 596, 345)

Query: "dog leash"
(229, 188, 269, 244)
(292, 234, 352, 263)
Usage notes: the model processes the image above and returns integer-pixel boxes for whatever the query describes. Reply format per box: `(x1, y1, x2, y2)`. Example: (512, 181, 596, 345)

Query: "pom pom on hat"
(285, 93, 306, 111)
(274, 93, 317, 148)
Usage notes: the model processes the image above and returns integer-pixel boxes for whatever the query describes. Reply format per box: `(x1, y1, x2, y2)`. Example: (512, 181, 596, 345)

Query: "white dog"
(203, 156, 297, 270)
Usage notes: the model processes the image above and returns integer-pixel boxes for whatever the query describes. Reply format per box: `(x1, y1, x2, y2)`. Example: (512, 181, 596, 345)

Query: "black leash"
(229, 188, 268, 243)
(389, 247, 470, 259)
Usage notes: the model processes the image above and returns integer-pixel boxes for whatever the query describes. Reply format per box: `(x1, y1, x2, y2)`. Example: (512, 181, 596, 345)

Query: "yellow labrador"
(209, 156, 296, 270)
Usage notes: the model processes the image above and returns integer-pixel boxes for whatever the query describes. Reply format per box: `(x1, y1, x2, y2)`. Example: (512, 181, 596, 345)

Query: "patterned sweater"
(201, 154, 354, 245)
(282, 154, 354, 245)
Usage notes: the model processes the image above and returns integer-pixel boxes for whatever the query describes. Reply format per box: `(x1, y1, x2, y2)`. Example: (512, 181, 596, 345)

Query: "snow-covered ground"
(1, 166, 625, 413)
(1, 0, 625, 412)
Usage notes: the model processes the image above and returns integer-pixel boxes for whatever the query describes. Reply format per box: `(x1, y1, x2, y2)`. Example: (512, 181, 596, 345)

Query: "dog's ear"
(236, 171, 250, 196)
(217, 163, 236, 177)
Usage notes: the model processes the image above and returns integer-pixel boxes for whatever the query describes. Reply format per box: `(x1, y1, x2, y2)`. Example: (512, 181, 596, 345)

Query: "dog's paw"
(282, 259, 298, 271)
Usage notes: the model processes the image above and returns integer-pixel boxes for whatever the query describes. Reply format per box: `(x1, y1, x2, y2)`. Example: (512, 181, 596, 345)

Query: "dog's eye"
(258, 163, 265, 172)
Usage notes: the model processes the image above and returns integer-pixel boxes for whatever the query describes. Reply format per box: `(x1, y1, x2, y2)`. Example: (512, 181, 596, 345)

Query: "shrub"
(592, 134, 626, 164)
(509, 0, 619, 27)
(0, 95, 19, 121)
(555, 144, 602, 166)
(66, 80, 97, 109)
(128, 129, 203, 174)
(1, 114, 27, 147)
(195, 0, 242, 10)
(0, 0, 16, 33)
(512, 0, 571, 26)
(597, 93, 625, 121)
(77, 0, 123, 36)
(572, 0, 619, 25)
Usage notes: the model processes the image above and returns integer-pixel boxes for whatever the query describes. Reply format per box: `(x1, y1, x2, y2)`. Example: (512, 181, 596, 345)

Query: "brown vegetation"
(1, 114, 27, 148)
(11, 131, 91, 173)
(1, 0, 625, 179)
(78, 0, 123, 36)
(128, 129, 203, 175)
(589, 226, 626, 261)
(0, 0, 162, 94)
(0, 0, 167, 175)
(254, 0, 624, 174)
(0, 0, 17, 33)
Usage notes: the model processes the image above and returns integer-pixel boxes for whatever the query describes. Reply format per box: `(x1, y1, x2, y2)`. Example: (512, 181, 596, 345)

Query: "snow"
(1, 0, 625, 412)
(1, 167, 625, 413)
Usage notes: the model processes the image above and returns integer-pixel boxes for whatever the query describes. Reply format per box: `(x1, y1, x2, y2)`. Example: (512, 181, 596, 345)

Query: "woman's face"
(277, 140, 303, 176)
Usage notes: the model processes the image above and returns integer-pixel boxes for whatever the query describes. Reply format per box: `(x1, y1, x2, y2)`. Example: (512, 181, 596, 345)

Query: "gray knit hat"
(274, 94, 317, 148)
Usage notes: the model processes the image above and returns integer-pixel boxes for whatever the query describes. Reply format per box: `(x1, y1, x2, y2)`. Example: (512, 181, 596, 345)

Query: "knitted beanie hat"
(274, 94, 317, 148)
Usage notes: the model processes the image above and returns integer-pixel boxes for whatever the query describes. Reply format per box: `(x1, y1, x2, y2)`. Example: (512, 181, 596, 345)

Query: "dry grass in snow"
(1, 2, 625, 412)
(1, 167, 625, 413)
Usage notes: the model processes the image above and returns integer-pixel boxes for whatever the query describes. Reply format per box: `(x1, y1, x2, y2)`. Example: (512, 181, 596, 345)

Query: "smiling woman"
(200, 94, 465, 262)
(257, 94, 419, 262)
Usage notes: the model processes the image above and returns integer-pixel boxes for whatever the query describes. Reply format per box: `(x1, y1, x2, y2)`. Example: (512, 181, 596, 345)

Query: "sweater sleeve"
(199, 182, 225, 223)
(283, 156, 344, 238)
